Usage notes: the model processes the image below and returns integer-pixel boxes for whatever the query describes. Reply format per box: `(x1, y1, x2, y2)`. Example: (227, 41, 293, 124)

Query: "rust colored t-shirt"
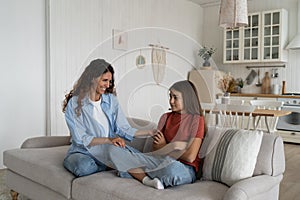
(157, 112, 205, 172)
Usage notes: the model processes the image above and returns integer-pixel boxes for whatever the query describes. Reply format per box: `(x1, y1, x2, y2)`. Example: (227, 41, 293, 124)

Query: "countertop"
(230, 93, 300, 99)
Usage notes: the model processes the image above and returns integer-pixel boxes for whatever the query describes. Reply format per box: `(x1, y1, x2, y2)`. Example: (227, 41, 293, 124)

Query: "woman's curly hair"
(62, 59, 115, 116)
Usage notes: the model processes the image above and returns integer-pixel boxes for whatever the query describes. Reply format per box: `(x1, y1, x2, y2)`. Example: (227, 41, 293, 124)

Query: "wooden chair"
(214, 104, 256, 129)
(249, 100, 284, 133)
(201, 102, 215, 114)
(214, 98, 248, 128)
(201, 102, 217, 127)
(215, 99, 245, 105)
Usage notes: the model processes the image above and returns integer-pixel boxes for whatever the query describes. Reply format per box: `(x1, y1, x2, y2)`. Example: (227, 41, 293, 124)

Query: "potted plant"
(216, 72, 233, 104)
(235, 78, 244, 93)
(198, 46, 216, 67)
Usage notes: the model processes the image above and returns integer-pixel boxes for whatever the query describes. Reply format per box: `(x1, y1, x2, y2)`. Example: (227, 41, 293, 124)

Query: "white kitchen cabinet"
(261, 9, 288, 62)
(276, 130, 300, 144)
(243, 13, 261, 62)
(223, 9, 288, 64)
(224, 28, 241, 63)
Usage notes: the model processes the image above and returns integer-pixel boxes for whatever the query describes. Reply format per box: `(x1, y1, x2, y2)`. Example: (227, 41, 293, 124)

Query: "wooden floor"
(279, 142, 300, 200)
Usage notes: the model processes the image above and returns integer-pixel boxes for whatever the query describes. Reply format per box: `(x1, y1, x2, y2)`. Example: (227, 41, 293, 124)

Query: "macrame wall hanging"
(149, 44, 168, 85)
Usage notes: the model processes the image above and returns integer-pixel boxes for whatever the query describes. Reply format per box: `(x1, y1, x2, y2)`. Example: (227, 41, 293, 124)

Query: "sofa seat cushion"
(3, 146, 74, 199)
(72, 171, 229, 200)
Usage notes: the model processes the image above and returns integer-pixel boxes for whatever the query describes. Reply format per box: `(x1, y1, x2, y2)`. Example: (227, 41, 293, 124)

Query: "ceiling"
(188, 0, 252, 7)
(188, 0, 220, 6)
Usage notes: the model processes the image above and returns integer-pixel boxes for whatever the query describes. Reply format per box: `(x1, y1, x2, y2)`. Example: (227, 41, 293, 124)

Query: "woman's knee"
(64, 153, 99, 177)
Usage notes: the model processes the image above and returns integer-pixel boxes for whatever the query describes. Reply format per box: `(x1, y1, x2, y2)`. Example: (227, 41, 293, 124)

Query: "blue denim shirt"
(65, 93, 137, 155)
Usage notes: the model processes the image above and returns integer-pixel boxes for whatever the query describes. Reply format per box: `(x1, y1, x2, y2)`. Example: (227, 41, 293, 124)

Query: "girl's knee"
(160, 174, 193, 187)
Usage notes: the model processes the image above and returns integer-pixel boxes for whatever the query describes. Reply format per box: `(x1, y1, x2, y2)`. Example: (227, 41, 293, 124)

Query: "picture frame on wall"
(112, 29, 128, 50)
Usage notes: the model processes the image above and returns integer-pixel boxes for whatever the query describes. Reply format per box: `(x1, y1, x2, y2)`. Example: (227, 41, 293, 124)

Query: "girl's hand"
(110, 137, 126, 148)
(152, 130, 166, 146)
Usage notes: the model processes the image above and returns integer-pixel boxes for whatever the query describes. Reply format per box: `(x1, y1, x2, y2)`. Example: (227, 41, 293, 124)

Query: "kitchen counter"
(230, 93, 300, 99)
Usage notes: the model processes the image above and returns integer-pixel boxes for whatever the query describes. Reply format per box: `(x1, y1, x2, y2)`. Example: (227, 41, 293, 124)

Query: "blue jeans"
(110, 145, 196, 187)
(119, 160, 196, 187)
(149, 161, 196, 187)
(65, 145, 196, 187)
(63, 153, 107, 177)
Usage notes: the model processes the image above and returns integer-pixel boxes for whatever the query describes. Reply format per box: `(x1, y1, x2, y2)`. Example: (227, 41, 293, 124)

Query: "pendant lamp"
(219, 0, 248, 28)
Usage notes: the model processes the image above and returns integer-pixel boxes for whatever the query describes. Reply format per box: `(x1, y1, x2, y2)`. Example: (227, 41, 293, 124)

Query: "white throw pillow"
(201, 128, 263, 186)
(199, 126, 226, 159)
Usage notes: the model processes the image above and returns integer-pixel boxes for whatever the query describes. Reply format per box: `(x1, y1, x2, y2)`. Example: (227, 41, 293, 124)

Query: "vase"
(221, 92, 230, 104)
(203, 58, 211, 67)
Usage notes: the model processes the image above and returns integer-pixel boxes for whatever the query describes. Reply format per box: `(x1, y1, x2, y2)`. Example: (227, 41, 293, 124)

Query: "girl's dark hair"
(62, 59, 115, 116)
(170, 80, 207, 136)
(169, 80, 203, 116)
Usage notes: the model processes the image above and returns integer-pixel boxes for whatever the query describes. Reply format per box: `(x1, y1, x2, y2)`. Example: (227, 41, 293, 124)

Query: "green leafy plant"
(198, 46, 216, 60)
(235, 78, 244, 88)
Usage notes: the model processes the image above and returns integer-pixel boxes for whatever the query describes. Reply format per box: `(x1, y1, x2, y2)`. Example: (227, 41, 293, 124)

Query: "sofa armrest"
(223, 174, 283, 200)
(21, 136, 71, 148)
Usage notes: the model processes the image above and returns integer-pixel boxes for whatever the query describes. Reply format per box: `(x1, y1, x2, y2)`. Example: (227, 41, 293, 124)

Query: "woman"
(114, 80, 205, 189)
(62, 59, 152, 177)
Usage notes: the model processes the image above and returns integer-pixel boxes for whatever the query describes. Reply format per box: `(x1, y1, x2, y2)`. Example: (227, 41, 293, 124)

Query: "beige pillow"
(201, 128, 263, 186)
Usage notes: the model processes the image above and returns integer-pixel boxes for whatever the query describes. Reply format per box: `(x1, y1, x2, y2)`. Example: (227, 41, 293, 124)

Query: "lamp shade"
(219, 0, 248, 28)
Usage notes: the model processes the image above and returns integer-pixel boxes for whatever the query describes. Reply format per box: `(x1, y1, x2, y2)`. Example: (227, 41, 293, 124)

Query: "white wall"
(48, 0, 204, 135)
(0, 0, 46, 168)
(0, 0, 203, 169)
(202, 0, 300, 94)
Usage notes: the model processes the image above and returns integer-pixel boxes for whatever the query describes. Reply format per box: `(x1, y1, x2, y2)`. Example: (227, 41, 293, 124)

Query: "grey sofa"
(3, 118, 285, 200)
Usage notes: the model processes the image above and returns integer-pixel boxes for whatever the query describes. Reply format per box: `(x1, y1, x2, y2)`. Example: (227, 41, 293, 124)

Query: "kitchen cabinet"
(223, 9, 288, 64)
(243, 13, 261, 62)
(261, 9, 288, 62)
(224, 28, 241, 62)
(276, 130, 300, 144)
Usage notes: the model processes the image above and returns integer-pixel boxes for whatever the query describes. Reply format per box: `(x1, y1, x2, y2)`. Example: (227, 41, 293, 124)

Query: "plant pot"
(221, 92, 230, 104)
(203, 58, 211, 67)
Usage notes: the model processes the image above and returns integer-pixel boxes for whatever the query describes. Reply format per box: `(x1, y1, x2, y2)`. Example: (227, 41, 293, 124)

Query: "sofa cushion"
(72, 171, 229, 200)
(201, 128, 263, 186)
(253, 134, 285, 176)
(3, 146, 74, 199)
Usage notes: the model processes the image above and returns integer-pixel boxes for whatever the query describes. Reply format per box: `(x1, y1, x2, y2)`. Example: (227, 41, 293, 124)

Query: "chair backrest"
(229, 99, 245, 105)
(249, 100, 284, 132)
(214, 104, 256, 129)
(201, 102, 215, 112)
(249, 100, 283, 110)
(201, 102, 217, 127)
(215, 98, 244, 105)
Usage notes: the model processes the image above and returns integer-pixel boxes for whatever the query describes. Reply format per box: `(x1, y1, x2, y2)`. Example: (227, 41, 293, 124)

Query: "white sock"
(142, 176, 164, 190)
